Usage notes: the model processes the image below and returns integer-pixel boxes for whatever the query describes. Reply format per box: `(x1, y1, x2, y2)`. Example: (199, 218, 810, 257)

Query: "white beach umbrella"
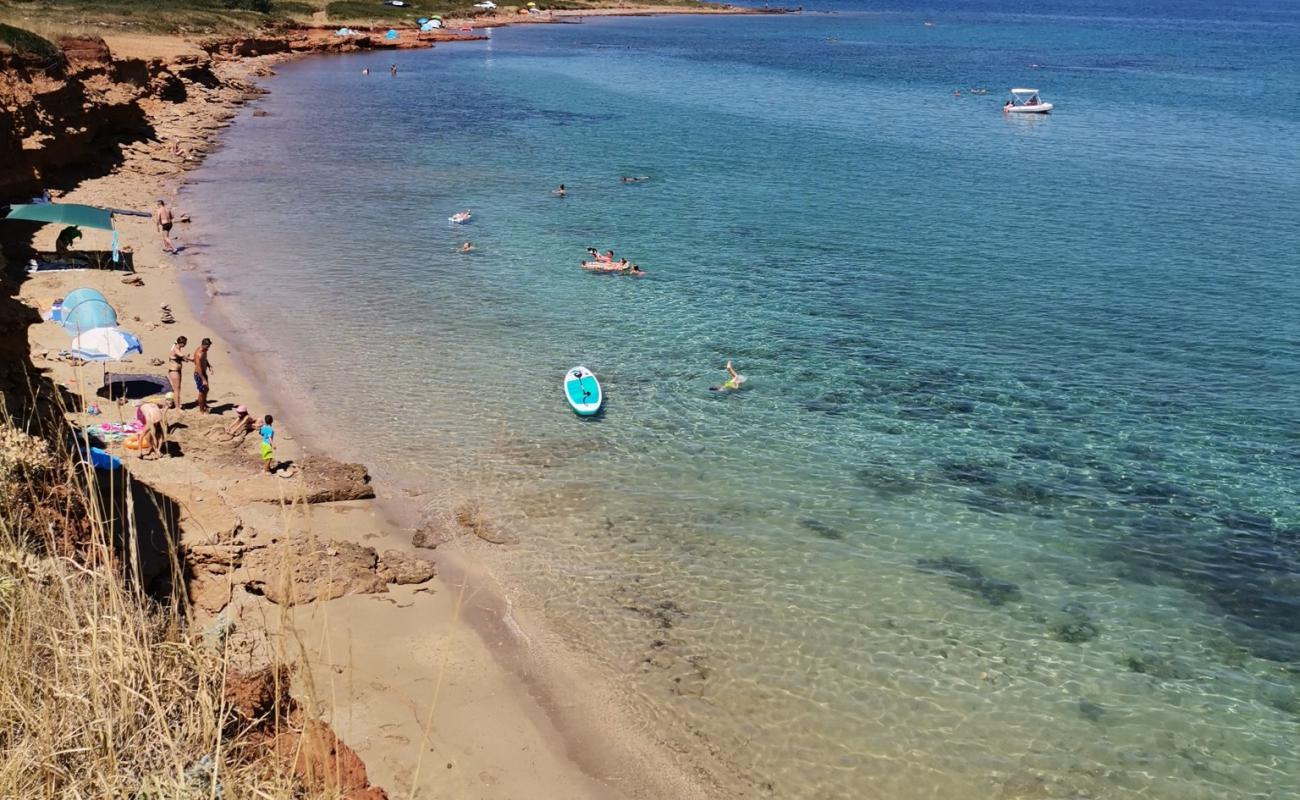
(69, 326, 143, 362)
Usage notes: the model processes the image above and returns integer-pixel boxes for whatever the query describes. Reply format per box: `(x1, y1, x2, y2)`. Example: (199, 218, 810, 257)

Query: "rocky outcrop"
(242, 538, 388, 605)
(297, 455, 376, 503)
(274, 715, 389, 800)
(186, 522, 434, 613)
(377, 548, 437, 585)
(224, 666, 388, 799)
(0, 34, 259, 199)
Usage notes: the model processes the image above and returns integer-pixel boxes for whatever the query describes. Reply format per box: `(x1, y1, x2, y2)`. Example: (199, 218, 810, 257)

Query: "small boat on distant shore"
(1003, 88, 1053, 114)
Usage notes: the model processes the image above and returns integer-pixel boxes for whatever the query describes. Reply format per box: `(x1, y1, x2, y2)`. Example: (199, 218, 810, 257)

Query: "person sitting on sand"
(461, 241, 475, 253)
(553, 183, 566, 197)
(223, 405, 256, 440)
(55, 225, 82, 255)
(711, 360, 747, 392)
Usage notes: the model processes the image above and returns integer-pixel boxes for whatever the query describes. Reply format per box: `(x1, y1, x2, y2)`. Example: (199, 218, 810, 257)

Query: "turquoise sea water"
(184, 2, 1300, 796)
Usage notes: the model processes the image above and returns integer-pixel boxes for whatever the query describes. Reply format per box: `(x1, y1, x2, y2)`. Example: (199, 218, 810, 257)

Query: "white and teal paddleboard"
(564, 366, 602, 416)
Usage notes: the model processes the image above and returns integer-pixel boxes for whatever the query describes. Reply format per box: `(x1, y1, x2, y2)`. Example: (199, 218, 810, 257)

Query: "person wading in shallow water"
(193, 337, 213, 413)
(153, 199, 176, 253)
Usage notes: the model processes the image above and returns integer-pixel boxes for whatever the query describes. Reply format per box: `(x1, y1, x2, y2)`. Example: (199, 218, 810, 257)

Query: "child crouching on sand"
(259, 415, 275, 473)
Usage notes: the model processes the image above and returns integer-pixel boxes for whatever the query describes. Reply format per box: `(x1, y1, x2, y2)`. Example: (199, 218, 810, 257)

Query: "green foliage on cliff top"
(0, 0, 315, 35)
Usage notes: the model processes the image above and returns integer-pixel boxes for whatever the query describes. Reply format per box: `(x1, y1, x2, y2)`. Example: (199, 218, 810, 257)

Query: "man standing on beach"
(153, 199, 175, 254)
(193, 338, 213, 414)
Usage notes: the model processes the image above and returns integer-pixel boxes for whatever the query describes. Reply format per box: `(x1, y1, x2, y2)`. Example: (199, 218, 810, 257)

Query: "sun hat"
(235, 405, 248, 414)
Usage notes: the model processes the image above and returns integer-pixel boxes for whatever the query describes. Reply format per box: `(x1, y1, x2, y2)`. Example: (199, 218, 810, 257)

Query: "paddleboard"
(564, 366, 602, 416)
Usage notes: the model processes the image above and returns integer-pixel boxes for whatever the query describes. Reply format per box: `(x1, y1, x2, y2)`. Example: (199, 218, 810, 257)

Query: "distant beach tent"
(60, 288, 118, 334)
(420, 19, 442, 30)
(335, 27, 356, 36)
(385, 28, 399, 40)
(3, 202, 115, 230)
(417, 16, 428, 23)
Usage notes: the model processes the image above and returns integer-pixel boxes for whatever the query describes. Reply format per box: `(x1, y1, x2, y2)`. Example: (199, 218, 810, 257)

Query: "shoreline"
(11, 15, 745, 799)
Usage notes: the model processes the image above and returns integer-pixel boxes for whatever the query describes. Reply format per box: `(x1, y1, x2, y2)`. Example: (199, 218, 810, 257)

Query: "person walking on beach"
(153, 200, 176, 254)
(259, 415, 275, 473)
(166, 336, 189, 409)
(193, 337, 213, 414)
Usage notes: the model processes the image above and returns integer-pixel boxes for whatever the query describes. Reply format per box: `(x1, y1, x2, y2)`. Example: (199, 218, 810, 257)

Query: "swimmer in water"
(553, 183, 566, 197)
(620, 175, 650, 183)
(362, 67, 369, 75)
(710, 360, 746, 392)
(460, 241, 474, 253)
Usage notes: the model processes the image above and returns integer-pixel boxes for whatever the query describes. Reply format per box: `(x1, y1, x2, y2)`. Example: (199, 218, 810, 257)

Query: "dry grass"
(0, 404, 326, 799)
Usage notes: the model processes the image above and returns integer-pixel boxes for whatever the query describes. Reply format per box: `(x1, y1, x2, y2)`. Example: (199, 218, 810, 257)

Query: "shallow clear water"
(184, 2, 1300, 796)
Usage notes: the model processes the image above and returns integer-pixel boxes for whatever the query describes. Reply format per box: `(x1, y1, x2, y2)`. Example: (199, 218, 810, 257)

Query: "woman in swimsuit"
(167, 336, 188, 409)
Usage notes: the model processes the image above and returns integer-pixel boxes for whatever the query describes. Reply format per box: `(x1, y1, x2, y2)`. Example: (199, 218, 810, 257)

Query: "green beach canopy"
(3, 203, 115, 230)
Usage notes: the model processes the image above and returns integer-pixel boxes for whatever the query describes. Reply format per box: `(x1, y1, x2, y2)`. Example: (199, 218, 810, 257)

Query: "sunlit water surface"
(184, 1, 1300, 796)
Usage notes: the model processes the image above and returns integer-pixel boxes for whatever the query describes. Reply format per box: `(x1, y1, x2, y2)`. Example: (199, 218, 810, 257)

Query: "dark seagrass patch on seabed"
(915, 556, 1023, 607)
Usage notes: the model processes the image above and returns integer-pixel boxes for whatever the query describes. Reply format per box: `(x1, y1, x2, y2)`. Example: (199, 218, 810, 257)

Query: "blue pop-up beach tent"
(60, 287, 118, 334)
(386, 28, 399, 40)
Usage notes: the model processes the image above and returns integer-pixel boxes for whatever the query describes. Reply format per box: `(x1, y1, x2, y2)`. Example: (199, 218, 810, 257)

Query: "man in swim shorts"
(193, 337, 212, 413)
(153, 199, 175, 253)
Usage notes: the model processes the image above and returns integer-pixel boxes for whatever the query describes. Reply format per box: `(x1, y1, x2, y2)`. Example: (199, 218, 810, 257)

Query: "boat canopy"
(1010, 88, 1039, 95)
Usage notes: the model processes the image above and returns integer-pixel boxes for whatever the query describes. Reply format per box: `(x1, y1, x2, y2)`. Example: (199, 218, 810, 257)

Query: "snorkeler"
(710, 360, 746, 392)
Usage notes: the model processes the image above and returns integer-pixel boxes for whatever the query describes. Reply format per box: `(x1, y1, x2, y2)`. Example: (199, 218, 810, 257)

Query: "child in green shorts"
(259, 414, 275, 473)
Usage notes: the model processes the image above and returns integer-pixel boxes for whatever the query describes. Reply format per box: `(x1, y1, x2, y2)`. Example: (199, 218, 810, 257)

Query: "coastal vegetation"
(0, 405, 298, 797)
(0, 0, 715, 35)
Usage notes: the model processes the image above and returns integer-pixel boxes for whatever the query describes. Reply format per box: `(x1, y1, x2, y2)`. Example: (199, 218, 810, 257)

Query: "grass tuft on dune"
(0, 407, 317, 799)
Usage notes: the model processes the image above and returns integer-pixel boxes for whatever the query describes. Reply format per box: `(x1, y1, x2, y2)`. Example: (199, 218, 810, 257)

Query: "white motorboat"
(1003, 88, 1053, 114)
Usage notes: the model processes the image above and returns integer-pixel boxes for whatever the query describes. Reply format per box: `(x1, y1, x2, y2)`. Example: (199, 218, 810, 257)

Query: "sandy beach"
(9, 20, 746, 799)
